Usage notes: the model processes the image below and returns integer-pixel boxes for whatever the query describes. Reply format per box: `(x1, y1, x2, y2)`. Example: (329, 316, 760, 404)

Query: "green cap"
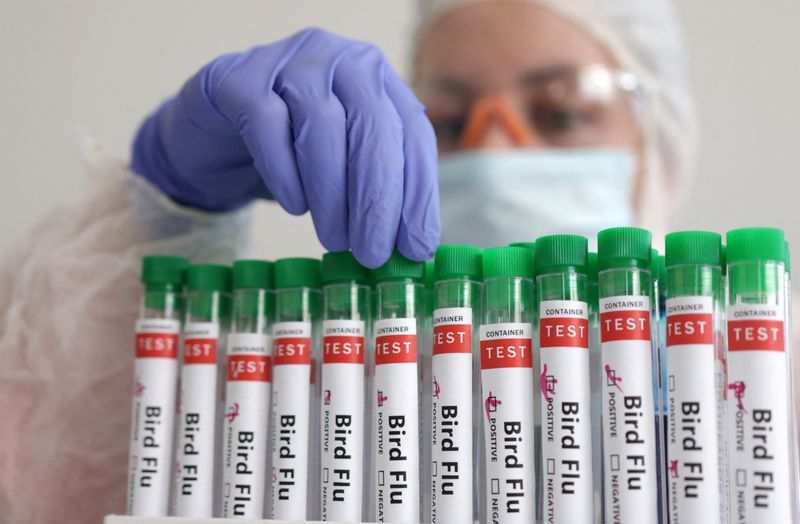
(534, 235, 588, 276)
(187, 264, 232, 293)
(665, 231, 722, 268)
(509, 242, 536, 253)
(720, 245, 727, 276)
(322, 251, 369, 285)
(726, 228, 785, 296)
(597, 227, 652, 271)
(141, 255, 189, 290)
(275, 257, 322, 289)
(371, 251, 425, 283)
(785, 241, 792, 276)
(232, 259, 274, 289)
(586, 252, 599, 283)
(435, 244, 483, 281)
(425, 260, 435, 289)
(726, 228, 785, 264)
(483, 246, 534, 279)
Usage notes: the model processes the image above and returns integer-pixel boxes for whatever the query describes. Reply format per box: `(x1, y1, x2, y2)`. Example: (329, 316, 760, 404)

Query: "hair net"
(0, 145, 250, 523)
(414, 0, 698, 244)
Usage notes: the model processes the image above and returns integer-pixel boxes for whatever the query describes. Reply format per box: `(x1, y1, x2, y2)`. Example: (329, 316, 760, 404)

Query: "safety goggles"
(418, 64, 644, 151)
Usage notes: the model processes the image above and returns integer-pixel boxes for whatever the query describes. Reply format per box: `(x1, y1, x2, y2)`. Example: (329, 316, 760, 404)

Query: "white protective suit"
(0, 151, 250, 523)
(1, 1, 796, 523)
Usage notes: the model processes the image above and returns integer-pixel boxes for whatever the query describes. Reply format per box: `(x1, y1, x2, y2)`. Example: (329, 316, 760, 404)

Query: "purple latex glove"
(132, 28, 439, 268)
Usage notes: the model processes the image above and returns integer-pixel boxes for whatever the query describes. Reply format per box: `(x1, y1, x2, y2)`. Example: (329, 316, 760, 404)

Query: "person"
(0, 0, 697, 522)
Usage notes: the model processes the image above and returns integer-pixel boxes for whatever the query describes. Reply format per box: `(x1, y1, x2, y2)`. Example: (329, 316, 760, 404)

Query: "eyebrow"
(517, 64, 578, 86)
(423, 63, 580, 96)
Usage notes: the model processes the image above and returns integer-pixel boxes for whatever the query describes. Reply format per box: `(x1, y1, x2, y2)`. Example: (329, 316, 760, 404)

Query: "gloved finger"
(384, 67, 440, 261)
(207, 46, 308, 216)
(274, 28, 351, 252)
(332, 44, 404, 268)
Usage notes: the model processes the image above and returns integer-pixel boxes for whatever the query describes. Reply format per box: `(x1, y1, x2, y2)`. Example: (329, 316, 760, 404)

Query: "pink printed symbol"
(272, 467, 277, 482)
(668, 460, 679, 478)
(729, 381, 747, 413)
(225, 402, 240, 423)
(605, 364, 624, 393)
(540, 364, 558, 403)
(377, 390, 389, 407)
(433, 376, 441, 399)
(133, 378, 146, 397)
(324, 389, 331, 405)
(484, 392, 502, 421)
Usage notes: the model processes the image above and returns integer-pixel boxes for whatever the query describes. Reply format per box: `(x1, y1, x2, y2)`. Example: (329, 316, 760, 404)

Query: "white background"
(1, 0, 798, 263)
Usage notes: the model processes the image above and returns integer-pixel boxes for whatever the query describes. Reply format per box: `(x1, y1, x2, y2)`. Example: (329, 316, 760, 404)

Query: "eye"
(430, 116, 466, 145)
(532, 106, 595, 134)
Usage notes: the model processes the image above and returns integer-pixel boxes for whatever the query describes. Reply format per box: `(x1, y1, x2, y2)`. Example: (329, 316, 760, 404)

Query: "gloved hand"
(132, 28, 439, 268)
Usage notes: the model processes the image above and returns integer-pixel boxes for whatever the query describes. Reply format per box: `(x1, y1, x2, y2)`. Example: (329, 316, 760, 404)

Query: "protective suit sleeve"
(0, 152, 250, 524)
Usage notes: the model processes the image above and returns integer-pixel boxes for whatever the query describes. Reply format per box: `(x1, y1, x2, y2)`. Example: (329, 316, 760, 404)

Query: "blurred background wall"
(1, 0, 798, 262)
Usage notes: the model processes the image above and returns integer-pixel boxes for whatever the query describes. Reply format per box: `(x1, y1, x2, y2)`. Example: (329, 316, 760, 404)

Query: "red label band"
(323, 336, 365, 364)
(273, 337, 312, 365)
(480, 337, 532, 369)
(183, 338, 217, 364)
(433, 324, 472, 355)
(667, 313, 713, 346)
(728, 320, 785, 352)
(227, 354, 271, 382)
(375, 334, 417, 365)
(600, 310, 651, 342)
(540, 317, 589, 349)
(136, 333, 179, 359)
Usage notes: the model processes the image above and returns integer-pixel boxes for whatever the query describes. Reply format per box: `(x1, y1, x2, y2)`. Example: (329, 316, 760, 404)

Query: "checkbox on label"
(610, 455, 620, 471)
(432, 461, 438, 476)
(378, 470, 385, 486)
(736, 469, 747, 487)
(669, 375, 675, 392)
(547, 459, 555, 475)
(491, 478, 500, 495)
(323, 468, 329, 483)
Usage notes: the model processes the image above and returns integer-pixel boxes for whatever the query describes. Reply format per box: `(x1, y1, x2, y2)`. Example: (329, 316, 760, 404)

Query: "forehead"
(415, 2, 617, 89)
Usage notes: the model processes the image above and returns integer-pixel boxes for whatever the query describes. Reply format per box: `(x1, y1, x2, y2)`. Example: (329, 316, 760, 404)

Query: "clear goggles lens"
(420, 64, 644, 151)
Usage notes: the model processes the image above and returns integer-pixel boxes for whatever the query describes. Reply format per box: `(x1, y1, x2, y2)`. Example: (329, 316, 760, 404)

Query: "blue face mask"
(438, 149, 635, 248)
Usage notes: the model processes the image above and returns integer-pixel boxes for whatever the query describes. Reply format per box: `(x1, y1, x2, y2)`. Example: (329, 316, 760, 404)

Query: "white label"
(373, 317, 420, 523)
(665, 296, 721, 522)
(479, 322, 536, 523)
(127, 319, 180, 516)
(539, 301, 594, 522)
(599, 296, 658, 524)
(320, 319, 366, 522)
(173, 322, 220, 517)
(222, 333, 271, 518)
(726, 304, 792, 523)
(430, 308, 474, 524)
(271, 321, 313, 520)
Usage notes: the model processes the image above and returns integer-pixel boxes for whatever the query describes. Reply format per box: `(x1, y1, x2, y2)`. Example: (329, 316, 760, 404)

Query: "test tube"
(479, 246, 536, 522)
(371, 251, 425, 523)
(127, 255, 188, 516)
(725, 228, 799, 522)
(535, 235, 595, 521)
(597, 227, 659, 523)
(221, 260, 273, 518)
(319, 251, 370, 522)
(270, 258, 321, 520)
(429, 244, 483, 524)
(173, 263, 232, 517)
(663, 231, 725, 523)
(586, 252, 604, 523)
